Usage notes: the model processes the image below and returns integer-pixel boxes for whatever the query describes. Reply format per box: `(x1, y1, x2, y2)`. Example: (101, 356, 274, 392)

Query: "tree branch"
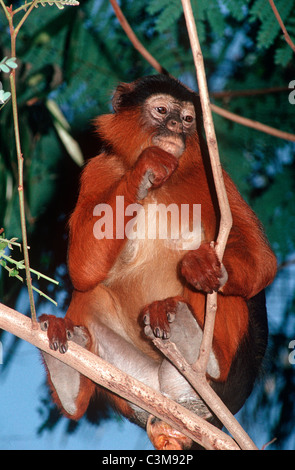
(152, 338, 258, 450)
(181, 0, 232, 372)
(268, 0, 295, 53)
(211, 85, 289, 99)
(211, 103, 295, 142)
(109, 0, 295, 143)
(176, 3, 259, 451)
(109, 0, 259, 450)
(0, 303, 239, 450)
(109, 0, 168, 75)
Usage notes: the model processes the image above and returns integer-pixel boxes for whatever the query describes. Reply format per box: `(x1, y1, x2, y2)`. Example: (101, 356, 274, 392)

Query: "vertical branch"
(0, 1, 40, 325)
(10, 71, 37, 324)
(181, 0, 232, 372)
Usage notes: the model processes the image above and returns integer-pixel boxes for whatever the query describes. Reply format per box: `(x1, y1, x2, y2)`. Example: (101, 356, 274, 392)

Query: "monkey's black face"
(142, 94, 196, 158)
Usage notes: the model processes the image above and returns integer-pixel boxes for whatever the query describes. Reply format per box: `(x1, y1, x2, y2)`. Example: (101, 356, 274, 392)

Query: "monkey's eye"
(183, 115, 194, 123)
(156, 106, 167, 115)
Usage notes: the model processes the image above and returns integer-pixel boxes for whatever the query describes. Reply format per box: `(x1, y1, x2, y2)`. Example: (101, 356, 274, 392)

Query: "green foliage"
(0, 57, 17, 107)
(0, 56, 17, 73)
(0, 81, 11, 106)
(18, 0, 79, 10)
(221, 0, 250, 22)
(0, 0, 293, 304)
(148, 0, 226, 42)
(250, 0, 295, 50)
(147, 0, 182, 34)
(0, 231, 58, 303)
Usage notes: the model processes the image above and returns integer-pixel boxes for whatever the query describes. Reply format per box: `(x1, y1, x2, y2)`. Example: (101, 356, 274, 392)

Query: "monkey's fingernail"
(60, 344, 67, 354)
(50, 341, 59, 351)
(154, 327, 161, 338)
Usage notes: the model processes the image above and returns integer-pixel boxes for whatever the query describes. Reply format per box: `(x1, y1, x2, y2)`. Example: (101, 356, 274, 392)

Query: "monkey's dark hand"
(39, 314, 90, 354)
(180, 243, 228, 294)
(134, 146, 178, 199)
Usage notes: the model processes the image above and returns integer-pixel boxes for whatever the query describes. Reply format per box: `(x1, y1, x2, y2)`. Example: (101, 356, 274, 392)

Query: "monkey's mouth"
(153, 136, 185, 158)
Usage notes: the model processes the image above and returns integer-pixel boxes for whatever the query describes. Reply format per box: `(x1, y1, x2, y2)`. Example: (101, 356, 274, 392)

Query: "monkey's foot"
(39, 314, 90, 353)
(141, 296, 191, 339)
(147, 415, 192, 450)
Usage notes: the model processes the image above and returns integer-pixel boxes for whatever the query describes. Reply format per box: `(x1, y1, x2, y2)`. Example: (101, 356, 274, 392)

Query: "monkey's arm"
(68, 147, 178, 292)
(219, 172, 277, 298)
(180, 171, 276, 299)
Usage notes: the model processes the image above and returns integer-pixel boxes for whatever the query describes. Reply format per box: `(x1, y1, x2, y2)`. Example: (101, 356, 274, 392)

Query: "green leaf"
(5, 58, 17, 69)
(0, 90, 11, 104)
(0, 64, 10, 73)
(8, 267, 19, 278)
(0, 56, 18, 73)
(46, 99, 84, 166)
(275, 44, 293, 67)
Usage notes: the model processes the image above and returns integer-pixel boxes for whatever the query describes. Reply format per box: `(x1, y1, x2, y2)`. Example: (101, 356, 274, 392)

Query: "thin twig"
(109, 0, 295, 143)
(109, 0, 257, 448)
(8, 35, 37, 324)
(153, 338, 258, 450)
(211, 85, 289, 99)
(1, 0, 45, 325)
(268, 0, 295, 53)
(109, 0, 168, 75)
(10, 74, 37, 323)
(14, 0, 40, 37)
(181, 0, 233, 371)
(211, 103, 295, 142)
(0, 0, 10, 21)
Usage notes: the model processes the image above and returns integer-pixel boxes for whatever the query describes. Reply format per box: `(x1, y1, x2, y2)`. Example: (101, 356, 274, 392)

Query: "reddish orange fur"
(42, 82, 277, 430)
(66, 112, 276, 387)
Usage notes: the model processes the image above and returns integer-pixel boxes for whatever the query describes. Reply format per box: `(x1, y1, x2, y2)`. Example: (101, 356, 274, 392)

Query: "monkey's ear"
(112, 82, 136, 113)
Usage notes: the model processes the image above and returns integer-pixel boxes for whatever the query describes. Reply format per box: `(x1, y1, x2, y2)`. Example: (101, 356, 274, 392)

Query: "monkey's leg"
(143, 298, 219, 450)
(39, 313, 161, 424)
(39, 314, 95, 419)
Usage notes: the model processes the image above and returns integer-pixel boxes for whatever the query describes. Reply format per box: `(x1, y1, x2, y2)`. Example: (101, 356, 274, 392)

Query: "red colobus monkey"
(39, 75, 277, 450)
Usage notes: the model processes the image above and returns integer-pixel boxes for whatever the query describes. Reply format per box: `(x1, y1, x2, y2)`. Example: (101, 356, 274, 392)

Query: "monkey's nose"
(167, 118, 183, 134)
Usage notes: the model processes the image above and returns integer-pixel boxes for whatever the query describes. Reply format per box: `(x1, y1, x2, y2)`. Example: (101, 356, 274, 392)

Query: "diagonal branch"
(268, 0, 295, 53)
(211, 103, 295, 142)
(0, 303, 239, 450)
(152, 338, 258, 450)
(109, 0, 295, 143)
(109, 0, 167, 75)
